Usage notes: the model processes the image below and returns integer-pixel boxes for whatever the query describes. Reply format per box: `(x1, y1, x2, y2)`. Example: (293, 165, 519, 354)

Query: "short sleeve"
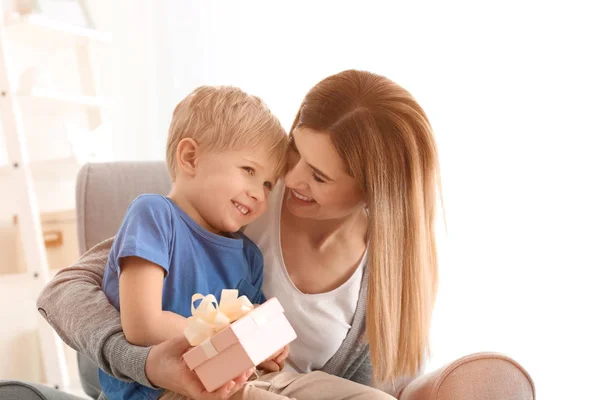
(112, 195, 173, 274)
(247, 243, 267, 304)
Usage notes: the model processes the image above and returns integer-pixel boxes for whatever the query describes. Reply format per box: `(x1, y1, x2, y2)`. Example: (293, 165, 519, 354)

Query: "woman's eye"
(243, 166, 255, 176)
(264, 181, 273, 190)
(312, 172, 325, 183)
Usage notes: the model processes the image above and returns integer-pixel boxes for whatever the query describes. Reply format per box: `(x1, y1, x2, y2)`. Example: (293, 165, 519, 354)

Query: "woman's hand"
(257, 344, 290, 373)
(145, 335, 254, 399)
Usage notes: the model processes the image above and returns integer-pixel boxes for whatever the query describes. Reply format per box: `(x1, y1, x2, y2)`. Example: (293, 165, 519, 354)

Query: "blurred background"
(0, 1, 598, 399)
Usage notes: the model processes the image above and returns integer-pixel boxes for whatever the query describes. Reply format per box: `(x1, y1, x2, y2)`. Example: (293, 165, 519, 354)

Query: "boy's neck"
(168, 184, 221, 235)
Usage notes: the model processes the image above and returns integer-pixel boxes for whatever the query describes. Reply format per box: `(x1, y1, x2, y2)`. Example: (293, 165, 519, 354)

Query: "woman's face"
(283, 127, 366, 220)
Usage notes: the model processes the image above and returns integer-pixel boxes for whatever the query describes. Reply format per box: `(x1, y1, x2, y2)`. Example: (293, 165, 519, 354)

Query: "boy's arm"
(120, 256, 188, 346)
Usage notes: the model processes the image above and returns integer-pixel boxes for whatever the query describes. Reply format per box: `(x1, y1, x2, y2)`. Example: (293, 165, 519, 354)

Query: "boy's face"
(184, 145, 278, 234)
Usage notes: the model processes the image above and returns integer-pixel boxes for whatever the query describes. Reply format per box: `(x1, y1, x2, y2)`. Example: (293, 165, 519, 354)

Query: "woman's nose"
(284, 159, 307, 188)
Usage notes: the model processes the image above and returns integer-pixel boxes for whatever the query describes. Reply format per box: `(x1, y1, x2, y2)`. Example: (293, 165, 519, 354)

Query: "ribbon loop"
(184, 289, 254, 346)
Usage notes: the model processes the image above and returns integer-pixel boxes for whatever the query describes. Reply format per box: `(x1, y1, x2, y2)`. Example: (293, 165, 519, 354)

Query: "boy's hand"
(256, 344, 289, 373)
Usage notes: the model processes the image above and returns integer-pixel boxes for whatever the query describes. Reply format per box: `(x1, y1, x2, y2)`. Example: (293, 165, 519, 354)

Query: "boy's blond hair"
(166, 86, 288, 180)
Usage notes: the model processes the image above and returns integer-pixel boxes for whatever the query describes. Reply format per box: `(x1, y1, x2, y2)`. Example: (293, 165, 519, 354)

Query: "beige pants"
(161, 371, 395, 400)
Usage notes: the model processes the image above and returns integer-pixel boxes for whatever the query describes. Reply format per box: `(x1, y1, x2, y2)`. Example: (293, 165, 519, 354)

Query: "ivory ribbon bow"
(184, 289, 254, 346)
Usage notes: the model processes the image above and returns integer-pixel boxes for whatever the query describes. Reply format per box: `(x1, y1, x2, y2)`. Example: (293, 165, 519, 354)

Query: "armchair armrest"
(399, 352, 534, 400)
(0, 380, 86, 400)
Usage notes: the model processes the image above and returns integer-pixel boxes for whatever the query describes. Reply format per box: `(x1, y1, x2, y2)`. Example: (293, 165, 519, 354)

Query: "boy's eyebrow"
(242, 157, 264, 169)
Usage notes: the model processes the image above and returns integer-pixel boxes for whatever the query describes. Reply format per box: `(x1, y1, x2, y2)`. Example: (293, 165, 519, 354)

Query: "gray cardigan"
(36, 238, 410, 393)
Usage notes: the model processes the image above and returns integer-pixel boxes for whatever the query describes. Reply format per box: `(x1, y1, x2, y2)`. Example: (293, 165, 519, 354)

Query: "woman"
(38, 70, 441, 399)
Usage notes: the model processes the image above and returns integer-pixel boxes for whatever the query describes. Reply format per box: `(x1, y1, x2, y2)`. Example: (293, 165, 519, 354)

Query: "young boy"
(99, 86, 288, 400)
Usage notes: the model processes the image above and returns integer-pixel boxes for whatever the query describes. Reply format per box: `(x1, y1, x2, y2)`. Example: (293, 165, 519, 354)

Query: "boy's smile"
(170, 144, 279, 235)
(232, 200, 251, 216)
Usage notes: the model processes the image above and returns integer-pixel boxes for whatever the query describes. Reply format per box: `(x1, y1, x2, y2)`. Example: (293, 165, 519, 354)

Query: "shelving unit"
(20, 88, 110, 108)
(0, 6, 111, 391)
(4, 14, 111, 47)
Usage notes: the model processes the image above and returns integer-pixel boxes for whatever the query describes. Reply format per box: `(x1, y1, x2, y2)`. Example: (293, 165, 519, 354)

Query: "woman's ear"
(176, 138, 198, 177)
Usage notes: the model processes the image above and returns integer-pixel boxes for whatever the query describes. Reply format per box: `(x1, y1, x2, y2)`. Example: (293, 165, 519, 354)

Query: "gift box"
(182, 290, 297, 393)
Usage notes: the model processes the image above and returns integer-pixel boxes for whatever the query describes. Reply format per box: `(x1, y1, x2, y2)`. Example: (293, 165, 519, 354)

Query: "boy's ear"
(176, 138, 198, 176)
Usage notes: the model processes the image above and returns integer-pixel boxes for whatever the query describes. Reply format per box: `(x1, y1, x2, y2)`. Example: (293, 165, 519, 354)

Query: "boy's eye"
(242, 166, 255, 176)
(264, 181, 273, 190)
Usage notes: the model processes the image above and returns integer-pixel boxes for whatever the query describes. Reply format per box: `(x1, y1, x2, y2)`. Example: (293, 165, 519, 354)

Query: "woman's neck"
(281, 193, 368, 252)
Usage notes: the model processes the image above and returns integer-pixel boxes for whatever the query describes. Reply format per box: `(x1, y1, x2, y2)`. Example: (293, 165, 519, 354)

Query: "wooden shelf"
(19, 88, 110, 109)
(0, 156, 81, 179)
(3, 14, 111, 48)
(31, 158, 81, 181)
(0, 271, 37, 284)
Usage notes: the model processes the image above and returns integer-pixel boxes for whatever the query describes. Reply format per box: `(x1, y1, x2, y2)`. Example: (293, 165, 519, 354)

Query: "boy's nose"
(248, 184, 265, 203)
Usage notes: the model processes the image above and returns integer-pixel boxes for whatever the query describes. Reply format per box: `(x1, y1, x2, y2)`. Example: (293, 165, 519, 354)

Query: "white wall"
(150, 1, 599, 398)
(2, 1, 597, 397)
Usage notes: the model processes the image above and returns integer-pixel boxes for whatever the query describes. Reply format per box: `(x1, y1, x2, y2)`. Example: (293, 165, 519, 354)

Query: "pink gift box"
(183, 297, 297, 393)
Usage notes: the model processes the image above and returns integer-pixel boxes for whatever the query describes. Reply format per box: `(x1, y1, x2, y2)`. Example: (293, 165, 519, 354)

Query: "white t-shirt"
(244, 181, 365, 373)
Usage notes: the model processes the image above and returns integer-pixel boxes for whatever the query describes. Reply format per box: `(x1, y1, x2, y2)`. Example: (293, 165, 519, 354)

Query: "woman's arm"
(37, 238, 253, 400)
(36, 238, 153, 387)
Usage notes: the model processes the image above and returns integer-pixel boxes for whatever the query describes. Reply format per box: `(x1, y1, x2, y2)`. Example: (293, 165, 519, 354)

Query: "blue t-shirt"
(99, 194, 266, 400)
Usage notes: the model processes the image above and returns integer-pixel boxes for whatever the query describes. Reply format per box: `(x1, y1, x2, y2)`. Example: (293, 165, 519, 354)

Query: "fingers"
(258, 360, 280, 373)
(275, 345, 289, 364)
(274, 358, 285, 371)
(210, 380, 237, 399)
(226, 370, 252, 398)
(272, 345, 289, 370)
(238, 369, 255, 383)
(264, 346, 283, 361)
(204, 368, 253, 400)
(230, 369, 253, 388)
(182, 369, 209, 400)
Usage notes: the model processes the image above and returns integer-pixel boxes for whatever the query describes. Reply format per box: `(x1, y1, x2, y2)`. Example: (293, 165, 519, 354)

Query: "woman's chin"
(285, 196, 318, 219)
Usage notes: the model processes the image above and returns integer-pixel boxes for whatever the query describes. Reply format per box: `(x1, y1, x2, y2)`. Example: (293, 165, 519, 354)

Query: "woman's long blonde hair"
(290, 70, 440, 383)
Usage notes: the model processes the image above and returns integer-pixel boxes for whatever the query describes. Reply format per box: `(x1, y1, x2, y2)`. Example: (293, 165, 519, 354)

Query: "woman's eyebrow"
(291, 134, 335, 182)
(307, 163, 333, 181)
